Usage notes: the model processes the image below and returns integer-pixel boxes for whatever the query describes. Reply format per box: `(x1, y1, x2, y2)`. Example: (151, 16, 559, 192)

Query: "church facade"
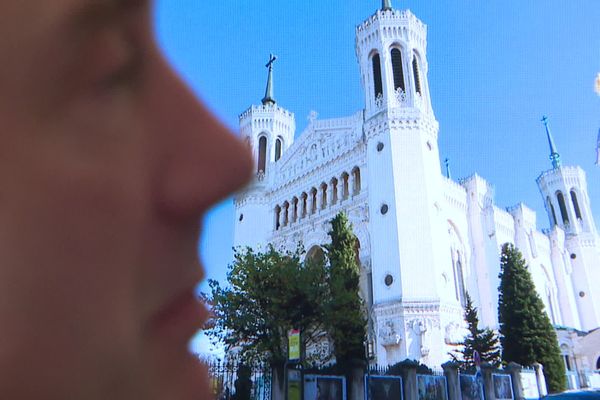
(232, 1, 600, 375)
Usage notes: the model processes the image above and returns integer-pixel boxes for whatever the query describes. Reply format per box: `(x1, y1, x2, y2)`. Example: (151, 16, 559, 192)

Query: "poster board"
(492, 374, 514, 400)
(417, 375, 448, 400)
(459, 374, 484, 400)
(520, 370, 539, 400)
(365, 375, 403, 400)
(304, 374, 346, 400)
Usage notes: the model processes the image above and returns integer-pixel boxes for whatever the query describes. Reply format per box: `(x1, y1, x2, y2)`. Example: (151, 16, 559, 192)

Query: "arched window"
(275, 138, 283, 162)
(352, 168, 361, 195)
(258, 136, 267, 173)
(557, 192, 570, 225)
(341, 172, 349, 200)
(372, 53, 383, 98)
(310, 188, 317, 214)
(391, 48, 405, 92)
(547, 196, 558, 226)
(452, 253, 466, 306)
(596, 356, 600, 370)
(320, 183, 328, 209)
(282, 201, 289, 226)
(292, 197, 299, 223)
(570, 190, 582, 220)
(412, 54, 422, 95)
(301, 192, 308, 218)
(274, 205, 281, 230)
(331, 178, 339, 204)
(306, 246, 325, 266)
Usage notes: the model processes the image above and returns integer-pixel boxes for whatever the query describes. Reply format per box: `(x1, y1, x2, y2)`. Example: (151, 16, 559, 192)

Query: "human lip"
(149, 287, 206, 342)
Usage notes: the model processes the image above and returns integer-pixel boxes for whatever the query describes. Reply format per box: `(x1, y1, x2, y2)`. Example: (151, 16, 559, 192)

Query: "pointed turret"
(262, 54, 277, 106)
(542, 116, 561, 169)
(382, 0, 393, 10)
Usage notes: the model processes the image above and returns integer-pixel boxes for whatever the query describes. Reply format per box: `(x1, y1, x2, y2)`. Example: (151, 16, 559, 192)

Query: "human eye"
(80, 27, 142, 95)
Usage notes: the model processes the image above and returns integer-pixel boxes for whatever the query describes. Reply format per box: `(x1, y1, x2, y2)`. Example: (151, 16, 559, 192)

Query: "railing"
(207, 360, 272, 400)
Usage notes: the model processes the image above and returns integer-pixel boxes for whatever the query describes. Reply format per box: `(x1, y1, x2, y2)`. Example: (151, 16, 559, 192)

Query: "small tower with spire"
(234, 55, 296, 251)
(238, 54, 295, 178)
(536, 116, 600, 331)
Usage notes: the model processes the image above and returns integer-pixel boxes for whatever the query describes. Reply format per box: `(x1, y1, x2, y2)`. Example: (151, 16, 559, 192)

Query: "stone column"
(533, 363, 547, 397)
(506, 362, 525, 400)
(399, 360, 418, 400)
(349, 173, 356, 197)
(329, 183, 336, 206)
(337, 177, 344, 204)
(307, 192, 314, 216)
(349, 360, 366, 400)
(480, 364, 496, 400)
(442, 362, 461, 400)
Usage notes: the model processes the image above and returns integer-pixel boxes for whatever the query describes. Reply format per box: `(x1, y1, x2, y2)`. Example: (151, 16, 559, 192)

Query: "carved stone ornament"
(379, 319, 402, 346)
(444, 322, 465, 345)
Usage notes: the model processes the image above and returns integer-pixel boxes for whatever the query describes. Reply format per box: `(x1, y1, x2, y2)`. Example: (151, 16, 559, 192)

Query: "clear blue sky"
(153, 1, 600, 355)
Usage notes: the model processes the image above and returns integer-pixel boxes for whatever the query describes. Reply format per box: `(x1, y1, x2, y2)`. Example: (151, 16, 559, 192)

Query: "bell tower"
(536, 116, 600, 331)
(239, 54, 295, 178)
(358, 1, 455, 365)
(355, 0, 433, 119)
(234, 56, 296, 251)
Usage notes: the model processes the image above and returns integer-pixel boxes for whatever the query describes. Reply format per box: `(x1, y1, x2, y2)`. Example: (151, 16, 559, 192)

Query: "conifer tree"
(498, 243, 566, 393)
(451, 292, 501, 369)
(324, 212, 366, 367)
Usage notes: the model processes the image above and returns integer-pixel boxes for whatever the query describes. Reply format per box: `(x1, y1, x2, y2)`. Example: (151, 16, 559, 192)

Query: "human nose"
(147, 59, 253, 220)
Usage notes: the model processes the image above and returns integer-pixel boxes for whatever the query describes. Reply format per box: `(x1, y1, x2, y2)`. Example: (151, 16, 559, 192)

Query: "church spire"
(382, 0, 393, 10)
(262, 54, 277, 106)
(541, 116, 561, 169)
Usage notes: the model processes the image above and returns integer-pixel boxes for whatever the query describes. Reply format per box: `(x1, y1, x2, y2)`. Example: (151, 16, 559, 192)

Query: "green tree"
(451, 292, 501, 369)
(324, 212, 367, 367)
(498, 243, 566, 393)
(205, 244, 328, 366)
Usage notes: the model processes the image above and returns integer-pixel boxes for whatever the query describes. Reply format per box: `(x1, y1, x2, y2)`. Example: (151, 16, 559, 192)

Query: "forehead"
(0, 0, 130, 37)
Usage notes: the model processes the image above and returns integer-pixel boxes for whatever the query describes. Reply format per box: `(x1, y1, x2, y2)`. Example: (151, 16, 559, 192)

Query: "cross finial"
(382, 0, 393, 11)
(262, 54, 277, 106)
(541, 115, 561, 169)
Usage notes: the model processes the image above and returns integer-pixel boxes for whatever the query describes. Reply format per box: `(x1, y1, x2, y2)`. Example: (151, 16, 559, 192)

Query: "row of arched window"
(274, 168, 362, 230)
(371, 47, 422, 100)
(256, 135, 285, 174)
(547, 189, 583, 227)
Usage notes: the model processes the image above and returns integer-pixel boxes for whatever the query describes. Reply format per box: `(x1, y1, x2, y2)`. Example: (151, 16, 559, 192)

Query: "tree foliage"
(451, 292, 501, 370)
(498, 243, 566, 393)
(323, 212, 367, 366)
(205, 244, 328, 365)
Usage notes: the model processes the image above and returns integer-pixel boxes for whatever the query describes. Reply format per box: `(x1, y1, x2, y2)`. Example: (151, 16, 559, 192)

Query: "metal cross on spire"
(444, 158, 452, 179)
(541, 116, 561, 169)
(262, 53, 277, 106)
(382, 0, 393, 11)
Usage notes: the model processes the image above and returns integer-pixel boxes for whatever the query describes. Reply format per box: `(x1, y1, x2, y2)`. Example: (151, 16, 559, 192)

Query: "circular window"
(381, 204, 389, 215)
(377, 142, 385, 152)
(384, 274, 394, 287)
(570, 253, 576, 260)
(579, 291, 585, 298)
(239, 214, 244, 222)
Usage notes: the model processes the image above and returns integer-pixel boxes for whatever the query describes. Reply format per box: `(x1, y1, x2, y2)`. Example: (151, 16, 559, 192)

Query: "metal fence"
(207, 360, 272, 400)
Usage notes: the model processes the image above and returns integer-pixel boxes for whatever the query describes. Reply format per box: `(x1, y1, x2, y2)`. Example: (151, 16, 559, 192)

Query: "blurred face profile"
(0, 0, 251, 399)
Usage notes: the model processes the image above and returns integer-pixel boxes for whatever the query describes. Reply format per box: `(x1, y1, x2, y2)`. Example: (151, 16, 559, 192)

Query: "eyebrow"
(66, 0, 145, 34)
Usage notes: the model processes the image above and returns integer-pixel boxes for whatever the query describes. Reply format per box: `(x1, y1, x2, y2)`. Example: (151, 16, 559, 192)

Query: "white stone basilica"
(232, 1, 600, 377)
